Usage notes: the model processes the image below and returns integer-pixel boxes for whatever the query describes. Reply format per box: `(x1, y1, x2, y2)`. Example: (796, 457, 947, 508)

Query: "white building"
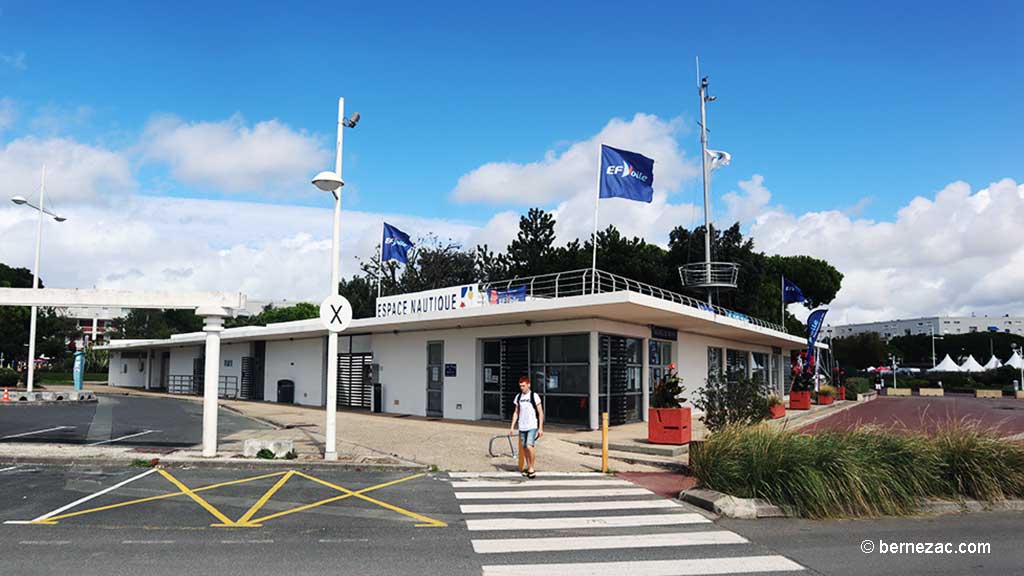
(102, 270, 809, 430)
(61, 306, 128, 349)
(832, 315, 1024, 340)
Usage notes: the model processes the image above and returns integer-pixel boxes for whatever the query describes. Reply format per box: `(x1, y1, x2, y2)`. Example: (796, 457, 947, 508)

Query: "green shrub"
(651, 365, 686, 409)
(255, 448, 276, 460)
(693, 374, 769, 433)
(818, 384, 836, 398)
(0, 367, 19, 388)
(844, 377, 871, 399)
(691, 423, 1024, 518)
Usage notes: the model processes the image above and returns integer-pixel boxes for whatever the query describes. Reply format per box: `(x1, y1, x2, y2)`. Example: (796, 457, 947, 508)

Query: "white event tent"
(1006, 351, 1024, 369)
(983, 355, 1003, 370)
(929, 354, 961, 372)
(959, 355, 985, 373)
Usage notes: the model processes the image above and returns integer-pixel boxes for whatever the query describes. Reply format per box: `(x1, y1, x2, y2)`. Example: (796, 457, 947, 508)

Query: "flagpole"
(377, 220, 384, 300)
(590, 146, 601, 294)
(781, 274, 785, 328)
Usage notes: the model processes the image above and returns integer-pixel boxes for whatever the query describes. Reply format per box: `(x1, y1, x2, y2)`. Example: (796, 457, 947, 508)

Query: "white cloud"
(749, 178, 1024, 324)
(0, 135, 135, 204)
(451, 113, 699, 205)
(722, 174, 774, 224)
(140, 114, 330, 195)
(0, 98, 14, 134)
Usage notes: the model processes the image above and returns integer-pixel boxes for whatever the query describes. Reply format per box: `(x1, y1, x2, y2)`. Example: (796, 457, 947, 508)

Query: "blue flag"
(381, 222, 413, 264)
(783, 277, 806, 304)
(599, 145, 654, 203)
(806, 308, 828, 364)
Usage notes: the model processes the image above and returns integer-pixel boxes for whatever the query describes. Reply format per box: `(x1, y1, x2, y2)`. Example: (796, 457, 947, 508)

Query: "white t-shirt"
(516, 392, 541, 431)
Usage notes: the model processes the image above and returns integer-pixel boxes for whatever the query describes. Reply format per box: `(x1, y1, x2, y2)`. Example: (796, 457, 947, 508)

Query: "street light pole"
(11, 166, 67, 393)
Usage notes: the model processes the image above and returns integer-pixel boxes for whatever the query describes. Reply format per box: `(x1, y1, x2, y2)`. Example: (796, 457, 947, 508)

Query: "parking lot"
(802, 395, 1024, 436)
(0, 395, 270, 448)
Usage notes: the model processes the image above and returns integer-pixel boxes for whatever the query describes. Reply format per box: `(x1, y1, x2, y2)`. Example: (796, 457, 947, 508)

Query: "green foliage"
(691, 423, 1024, 518)
(284, 450, 298, 460)
(790, 367, 816, 392)
(112, 309, 203, 339)
(651, 366, 686, 409)
(227, 302, 319, 328)
(768, 395, 784, 407)
(338, 275, 377, 319)
(889, 332, 1024, 366)
(844, 377, 872, 399)
(818, 384, 836, 397)
(255, 448, 276, 460)
(834, 332, 891, 370)
(0, 264, 82, 366)
(693, 373, 770, 432)
(0, 367, 19, 387)
(130, 458, 159, 468)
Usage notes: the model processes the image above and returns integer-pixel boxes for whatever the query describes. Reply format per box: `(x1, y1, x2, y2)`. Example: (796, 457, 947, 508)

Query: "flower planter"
(837, 386, 846, 401)
(769, 404, 786, 419)
(818, 395, 834, 405)
(789, 391, 811, 410)
(648, 407, 692, 445)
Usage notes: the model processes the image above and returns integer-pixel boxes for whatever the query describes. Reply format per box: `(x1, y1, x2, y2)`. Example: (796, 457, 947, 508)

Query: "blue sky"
(1, 0, 1022, 322)
(2, 0, 1019, 219)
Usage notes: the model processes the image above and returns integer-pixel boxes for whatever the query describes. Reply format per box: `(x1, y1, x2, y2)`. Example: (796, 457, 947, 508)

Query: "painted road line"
(472, 530, 749, 553)
(0, 465, 20, 473)
(1, 426, 74, 440)
(466, 513, 710, 531)
(236, 470, 294, 525)
(449, 472, 606, 478)
(460, 499, 681, 514)
(319, 538, 370, 543)
(455, 488, 652, 500)
(122, 540, 176, 544)
(481, 556, 805, 575)
(221, 540, 275, 544)
(3, 468, 160, 525)
(19, 541, 71, 545)
(451, 479, 634, 489)
(87, 429, 158, 446)
(286, 471, 447, 528)
(157, 469, 236, 526)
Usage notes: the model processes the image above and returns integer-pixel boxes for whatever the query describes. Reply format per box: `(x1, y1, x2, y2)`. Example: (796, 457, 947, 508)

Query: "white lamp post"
(1012, 343, 1023, 392)
(10, 166, 67, 393)
(312, 97, 359, 461)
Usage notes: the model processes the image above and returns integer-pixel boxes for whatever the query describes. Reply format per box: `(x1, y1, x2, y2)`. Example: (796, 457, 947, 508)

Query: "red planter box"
(790, 391, 811, 410)
(769, 404, 786, 419)
(818, 395, 835, 405)
(838, 386, 846, 401)
(648, 407, 692, 445)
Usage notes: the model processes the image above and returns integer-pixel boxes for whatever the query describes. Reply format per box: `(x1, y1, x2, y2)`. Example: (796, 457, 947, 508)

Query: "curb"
(679, 488, 1024, 519)
(0, 454, 429, 472)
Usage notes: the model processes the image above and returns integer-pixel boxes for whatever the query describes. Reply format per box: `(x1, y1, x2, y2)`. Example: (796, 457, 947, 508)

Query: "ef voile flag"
(381, 222, 413, 264)
(806, 308, 828, 366)
(599, 145, 655, 203)
(783, 277, 806, 304)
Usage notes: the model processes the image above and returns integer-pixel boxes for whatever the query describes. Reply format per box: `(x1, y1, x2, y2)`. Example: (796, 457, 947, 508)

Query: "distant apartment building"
(62, 306, 128, 349)
(832, 315, 1024, 340)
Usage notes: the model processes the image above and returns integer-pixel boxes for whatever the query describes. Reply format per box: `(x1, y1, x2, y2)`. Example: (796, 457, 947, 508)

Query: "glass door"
(482, 340, 502, 418)
(426, 341, 444, 417)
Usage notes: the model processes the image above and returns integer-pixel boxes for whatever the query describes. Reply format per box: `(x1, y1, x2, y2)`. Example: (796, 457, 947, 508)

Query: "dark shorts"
(519, 428, 538, 447)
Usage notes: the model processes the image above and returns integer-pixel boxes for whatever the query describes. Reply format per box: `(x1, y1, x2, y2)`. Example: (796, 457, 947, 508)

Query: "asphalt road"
(802, 395, 1024, 436)
(3, 464, 1018, 576)
(0, 395, 269, 447)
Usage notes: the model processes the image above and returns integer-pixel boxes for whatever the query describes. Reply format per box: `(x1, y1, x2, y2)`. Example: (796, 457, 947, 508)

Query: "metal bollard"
(601, 412, 609, 473)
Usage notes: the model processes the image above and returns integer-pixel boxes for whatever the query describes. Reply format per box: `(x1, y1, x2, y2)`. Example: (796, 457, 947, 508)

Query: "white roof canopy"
(959, 355, 985, 373)
(1006, 351, 1024, 369)
(929, 354, 961, 372)
(982, 355, 1003, 370)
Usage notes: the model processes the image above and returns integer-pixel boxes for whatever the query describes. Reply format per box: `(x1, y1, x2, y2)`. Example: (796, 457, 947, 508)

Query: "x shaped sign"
(319, 294, 353, 333)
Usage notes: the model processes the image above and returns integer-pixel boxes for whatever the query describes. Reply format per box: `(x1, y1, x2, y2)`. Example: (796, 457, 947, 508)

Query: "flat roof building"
(832, 315, 1024, 340)
(102, 269, 808, 430)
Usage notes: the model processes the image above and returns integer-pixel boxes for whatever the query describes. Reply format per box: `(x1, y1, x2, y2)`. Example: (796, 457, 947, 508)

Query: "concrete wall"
(169, 346, 203, 377)
(676, 331, 796, 402)
(264, 337, 325, 407)
(218, 342, 252, 394)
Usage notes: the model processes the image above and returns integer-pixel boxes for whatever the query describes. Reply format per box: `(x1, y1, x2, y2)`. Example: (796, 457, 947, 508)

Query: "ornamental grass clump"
(932, 425, 1024, 501)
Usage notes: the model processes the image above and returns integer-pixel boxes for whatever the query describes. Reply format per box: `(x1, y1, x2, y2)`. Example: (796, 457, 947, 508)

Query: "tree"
(505, 208, 559, 277)
(833, 333, 891, 370)
(0, 263, 80, 367)
(338, 275, 377, 319)
(226, 303, 319, 328)
(112, 309, 203, 339)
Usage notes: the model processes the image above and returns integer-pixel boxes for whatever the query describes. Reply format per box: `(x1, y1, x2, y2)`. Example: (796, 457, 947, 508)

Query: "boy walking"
(509, 375, 544, 478)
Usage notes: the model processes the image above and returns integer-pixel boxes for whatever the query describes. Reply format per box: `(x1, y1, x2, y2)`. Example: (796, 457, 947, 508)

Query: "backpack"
(515, 391, 540, 421)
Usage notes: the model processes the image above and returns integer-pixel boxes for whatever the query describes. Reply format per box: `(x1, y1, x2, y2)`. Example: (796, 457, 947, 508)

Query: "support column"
(589, 331, 600, 430)
(641, 337, 650, 422)
(324, 333, 338, 461)
(198, 307, 229, 458)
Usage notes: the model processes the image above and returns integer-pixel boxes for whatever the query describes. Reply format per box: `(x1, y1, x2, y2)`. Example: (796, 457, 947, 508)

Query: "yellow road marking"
(234, 470, 295, 526)
(157, 469, 236, 526)
(38, 470, 288, 524)
(251, 471, 446, 527)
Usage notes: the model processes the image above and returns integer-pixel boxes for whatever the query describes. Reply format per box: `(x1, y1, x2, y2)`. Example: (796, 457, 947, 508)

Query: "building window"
(726, 349, 749, 381)
(649, 340, 673, 391)
(751, 352, 769, 387)
(707, 347, 723, 379)
(598, 335, 643, 424)
(529, 334, 589, 426)
(224, 359, 233, 368)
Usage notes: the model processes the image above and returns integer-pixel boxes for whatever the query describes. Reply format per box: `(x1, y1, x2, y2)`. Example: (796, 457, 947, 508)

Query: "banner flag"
(783, 277, 806, 304)
(381, 222, 413, 264)
(806, 308, 828, 365)
(599, 145, 655, 203)
(706, 149, 732, 171)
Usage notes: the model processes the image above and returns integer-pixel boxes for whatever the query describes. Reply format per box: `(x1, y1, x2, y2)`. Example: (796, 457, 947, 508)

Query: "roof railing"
(480, 268, 787, 333)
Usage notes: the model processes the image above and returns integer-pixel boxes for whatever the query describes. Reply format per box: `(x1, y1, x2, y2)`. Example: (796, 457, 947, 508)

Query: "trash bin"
(373, 383, 382, 413)
(277, 379, 295, 404)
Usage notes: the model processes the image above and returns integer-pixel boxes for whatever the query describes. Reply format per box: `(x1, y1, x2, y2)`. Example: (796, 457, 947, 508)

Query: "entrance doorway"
(426, 341, 444, 417)
(482, 340, 502, 419)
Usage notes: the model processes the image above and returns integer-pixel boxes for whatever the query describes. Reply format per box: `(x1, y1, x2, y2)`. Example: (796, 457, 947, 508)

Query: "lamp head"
(343, 112, 360, 128)
(11, 195, 28, 205)
(54, 215, 67, 222)
(312, 171, 343, 192)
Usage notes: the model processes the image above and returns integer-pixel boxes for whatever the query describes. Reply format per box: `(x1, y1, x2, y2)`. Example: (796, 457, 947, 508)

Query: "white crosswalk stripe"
(452, 472, 805, 575)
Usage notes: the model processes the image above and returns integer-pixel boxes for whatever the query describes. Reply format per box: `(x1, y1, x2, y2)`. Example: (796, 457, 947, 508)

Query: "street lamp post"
(930, 325, 943, 368)
(1013, 343, 1024, 392)
(10, 165, 67, 393)
(312, 97, 359, 461)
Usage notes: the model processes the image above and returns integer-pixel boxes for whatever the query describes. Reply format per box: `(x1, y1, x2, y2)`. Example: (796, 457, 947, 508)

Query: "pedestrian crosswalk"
(451, 471, 805, 576)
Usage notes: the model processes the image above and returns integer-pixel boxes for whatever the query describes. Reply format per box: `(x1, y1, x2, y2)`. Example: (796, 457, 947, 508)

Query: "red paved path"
(619, 472, 696, 499)
(801, 395, 1024, 436)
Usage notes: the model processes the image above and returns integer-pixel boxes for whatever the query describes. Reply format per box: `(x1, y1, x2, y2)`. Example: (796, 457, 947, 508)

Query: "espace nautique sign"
(376, 284, 482, 318)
